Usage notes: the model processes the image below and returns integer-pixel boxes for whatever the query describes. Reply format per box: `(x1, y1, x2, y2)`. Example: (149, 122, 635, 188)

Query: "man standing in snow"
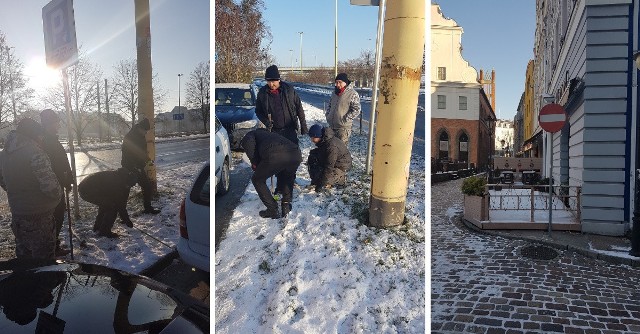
(121, 118, 160, 214)
(255, 65, 309, 145)
(307, 124, 352, 192)
(40, 109, 73, 256)
(0, 118, 62, 259)
(240, 128, 302, 219)
(78, 168, 137, 238)
(326, 73, 361, 145)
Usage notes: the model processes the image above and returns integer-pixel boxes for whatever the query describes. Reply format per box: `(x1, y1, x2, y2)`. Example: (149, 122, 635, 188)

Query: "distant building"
(494, 119, 514, 157)
(155, 106, 209, 136)
(431, 3, 496, 171)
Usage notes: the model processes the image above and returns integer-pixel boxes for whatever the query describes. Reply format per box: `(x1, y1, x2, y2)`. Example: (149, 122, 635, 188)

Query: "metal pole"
(547, 132, 553, 235)
(298, 32, 303, 72)
(368, 0, 424, 227)
(7, 47, 16, 125)
(104, 78, 110, 141)
(62, 69, 80, 218)
(365, 0, 386, 175)
(334, 0, 338, 78)
(289, 49, 293, 69)
(178, 73, 183, 133)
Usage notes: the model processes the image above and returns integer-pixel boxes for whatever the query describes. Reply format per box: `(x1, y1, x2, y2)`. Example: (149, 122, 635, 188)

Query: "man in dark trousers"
(40, 109, 73, 256)
(255, 65, 309, 145)
(78, 168, 137, 238)
(241, 128, 302, 219)
(306, 124, 352, 192)
(121, 118, 160, 214)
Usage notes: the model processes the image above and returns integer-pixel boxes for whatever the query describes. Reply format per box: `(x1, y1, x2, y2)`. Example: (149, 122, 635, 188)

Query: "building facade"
(431, 4, 496, 171)
(494, 119, 515, 157)
(534, 0, 639, 235)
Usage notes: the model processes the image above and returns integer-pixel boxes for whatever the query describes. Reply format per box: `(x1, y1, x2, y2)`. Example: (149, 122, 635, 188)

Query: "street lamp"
(289, 49, 294, 69)
(630, 51, 640, 256)
(178, 73, 183, 133)
(6, 47, 16, 125)
(298, 32, 303, 72)
(335, 0, 338, 78)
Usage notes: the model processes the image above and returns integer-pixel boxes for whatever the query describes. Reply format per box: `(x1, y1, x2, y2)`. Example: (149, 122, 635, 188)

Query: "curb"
(460, 217, 640, 267)
(140, 249, 178, 277)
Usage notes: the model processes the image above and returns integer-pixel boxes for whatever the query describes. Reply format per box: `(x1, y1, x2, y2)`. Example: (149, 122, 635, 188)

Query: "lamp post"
(178, 73, 183, 133)
(298, 31, 303, 72)
(6, 47, 16, 125)
(289, 49, 294, 69)
(334, 0, 338, 78)
(630, 50, 640, 256)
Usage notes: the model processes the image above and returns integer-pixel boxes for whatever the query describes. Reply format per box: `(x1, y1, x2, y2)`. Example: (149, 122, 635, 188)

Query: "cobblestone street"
(432, 178, 640, 333)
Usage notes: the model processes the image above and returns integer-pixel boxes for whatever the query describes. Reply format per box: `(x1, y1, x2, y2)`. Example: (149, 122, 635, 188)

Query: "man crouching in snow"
(78, 168, 138, 238)
(307, 124, 352, 193)
(240, 129, 302, 219)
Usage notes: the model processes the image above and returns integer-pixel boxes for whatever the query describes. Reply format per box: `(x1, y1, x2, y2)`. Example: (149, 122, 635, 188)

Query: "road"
(432, 178, 640, 332)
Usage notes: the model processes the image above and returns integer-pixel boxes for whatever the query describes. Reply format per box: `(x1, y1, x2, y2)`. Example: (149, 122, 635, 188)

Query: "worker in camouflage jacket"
(306, 124, 352, 192)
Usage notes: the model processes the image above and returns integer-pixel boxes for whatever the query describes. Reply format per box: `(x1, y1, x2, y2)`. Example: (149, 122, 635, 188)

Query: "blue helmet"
(308, 124, 323, 138)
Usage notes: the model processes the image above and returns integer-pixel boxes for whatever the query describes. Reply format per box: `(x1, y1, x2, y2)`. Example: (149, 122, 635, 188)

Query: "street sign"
(351, 0, 380, 5)
(538, 103, 566, 133)
(42, 0, 78, 69)
(173, 113, 184, 121)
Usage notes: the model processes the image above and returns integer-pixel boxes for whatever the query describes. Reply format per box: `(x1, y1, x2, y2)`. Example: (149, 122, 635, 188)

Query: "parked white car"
(214, 116, 231, 195)
(177, 161, 211, 272)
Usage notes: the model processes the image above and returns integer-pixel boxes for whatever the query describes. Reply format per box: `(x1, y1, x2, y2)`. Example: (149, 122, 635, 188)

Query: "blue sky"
(261, 1, 382, 69)
(434, 0, 536, 120)
(0, 0, 210, 113)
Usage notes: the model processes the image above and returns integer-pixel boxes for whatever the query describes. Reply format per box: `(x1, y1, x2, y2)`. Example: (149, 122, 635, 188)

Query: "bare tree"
(215, 0, 271, 83)
(0, 32, 35, 128)
(185, 61, 210, 133)
(109, 59, 167, 128)
(41, 53, 102, 146)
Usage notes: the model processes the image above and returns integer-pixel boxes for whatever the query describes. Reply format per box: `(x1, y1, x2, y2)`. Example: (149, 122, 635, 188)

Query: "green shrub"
(461, 176, 487, 197)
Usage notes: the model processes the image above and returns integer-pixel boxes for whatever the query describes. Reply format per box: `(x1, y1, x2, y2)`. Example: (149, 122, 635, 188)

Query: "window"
(458, 133, 469, 162)
(438, 131, 449, 160)
(437, 95, 446, 109)
(437, 67, 446, 80)
(459, 96, 467, 110)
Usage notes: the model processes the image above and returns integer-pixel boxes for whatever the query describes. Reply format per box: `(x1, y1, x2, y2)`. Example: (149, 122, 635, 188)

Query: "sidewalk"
(462, 215, 640, 267)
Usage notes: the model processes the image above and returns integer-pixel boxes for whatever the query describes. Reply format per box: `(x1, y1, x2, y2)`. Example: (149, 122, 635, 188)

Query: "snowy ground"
(0, 135, 210, 274)
(215, 102, 426, 332)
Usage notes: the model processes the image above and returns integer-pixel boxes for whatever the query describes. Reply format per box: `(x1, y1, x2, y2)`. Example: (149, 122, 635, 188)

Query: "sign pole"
(62, 69, 80, 219)
(547, 131, 553, 235)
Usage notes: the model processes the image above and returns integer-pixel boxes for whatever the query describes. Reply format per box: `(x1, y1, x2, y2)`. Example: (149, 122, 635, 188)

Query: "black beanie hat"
(137, 118, 150, 131)
(16, 118, 44, 140)
(265, 65, 280, 80)
(335, 73, 350, 85)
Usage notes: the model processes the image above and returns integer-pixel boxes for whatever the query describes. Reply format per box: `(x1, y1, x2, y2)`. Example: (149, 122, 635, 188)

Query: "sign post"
(538, 103, 567, 234)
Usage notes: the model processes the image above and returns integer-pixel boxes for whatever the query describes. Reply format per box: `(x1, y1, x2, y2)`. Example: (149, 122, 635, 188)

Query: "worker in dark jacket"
(40, 109, 74, 256)
(255, 65, 308, 145)
(240, 128, 302, 219)
(307, 124, 352, 192)
(78, 168, 137, 238)
(121, 118, 160, 214)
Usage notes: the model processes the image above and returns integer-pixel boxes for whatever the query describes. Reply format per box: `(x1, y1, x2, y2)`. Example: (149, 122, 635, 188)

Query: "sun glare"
(25, 57, 61, 94)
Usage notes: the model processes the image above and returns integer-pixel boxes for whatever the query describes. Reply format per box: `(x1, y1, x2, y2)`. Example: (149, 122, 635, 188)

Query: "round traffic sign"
(538, 103, 566, 133)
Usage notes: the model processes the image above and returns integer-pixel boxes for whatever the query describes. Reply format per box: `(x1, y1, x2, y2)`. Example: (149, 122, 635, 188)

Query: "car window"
(215, 117, 222, 133)
(215, 88, 255, 107)
(190, 165, 210, 206)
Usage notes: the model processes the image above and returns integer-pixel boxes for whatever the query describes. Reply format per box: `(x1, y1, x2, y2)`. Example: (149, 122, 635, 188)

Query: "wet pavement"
(432, 177, 640, 333)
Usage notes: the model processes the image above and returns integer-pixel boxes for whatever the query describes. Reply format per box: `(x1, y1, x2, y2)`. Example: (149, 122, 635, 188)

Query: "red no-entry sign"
(539, 103, 566, 133)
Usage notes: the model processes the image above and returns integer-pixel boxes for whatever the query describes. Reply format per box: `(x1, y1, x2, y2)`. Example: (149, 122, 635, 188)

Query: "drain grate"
(520, 244, 559, 260)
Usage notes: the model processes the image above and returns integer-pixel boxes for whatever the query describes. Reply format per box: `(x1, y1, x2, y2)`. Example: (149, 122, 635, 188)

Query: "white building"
(494, 119, 514, 157)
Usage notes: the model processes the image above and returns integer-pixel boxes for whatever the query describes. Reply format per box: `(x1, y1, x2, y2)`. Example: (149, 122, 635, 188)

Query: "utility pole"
(334, 0, 338, 78)
(104, 78, 110, 141)
(289, 49, 294, 69)
(369, 0, 425, 227)
(298, 31, 303, 72)
(178, 73, 183, 133)
(6, 47, 16, 125)
(134, 0, 157, 193)
(96, 80, 102, 141)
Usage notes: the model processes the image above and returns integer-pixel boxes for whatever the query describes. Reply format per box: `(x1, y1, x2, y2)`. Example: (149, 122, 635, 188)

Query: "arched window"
(458, 133, 469, 162)
(438, 131, 449, 160)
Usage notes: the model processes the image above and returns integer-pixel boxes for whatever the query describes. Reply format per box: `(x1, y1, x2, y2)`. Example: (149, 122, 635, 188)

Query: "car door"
(185, 163, 211, 259)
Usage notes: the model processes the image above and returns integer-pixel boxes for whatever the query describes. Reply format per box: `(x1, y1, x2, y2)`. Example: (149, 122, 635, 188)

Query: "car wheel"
(217, 158, 230, 195)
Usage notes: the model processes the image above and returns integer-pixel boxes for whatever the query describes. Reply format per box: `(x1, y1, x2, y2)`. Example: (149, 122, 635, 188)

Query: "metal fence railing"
(486, 184, 581, 222)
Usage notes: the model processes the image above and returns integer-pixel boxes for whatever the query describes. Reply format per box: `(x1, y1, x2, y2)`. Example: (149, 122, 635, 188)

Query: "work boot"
(259, 208, 280, 219)
(55, 245, 71, 257)
(97, 231, 119, 239)
(143, 207, 161, 214)
(281, 202, 292, 218)
(120, 219, 134, 228)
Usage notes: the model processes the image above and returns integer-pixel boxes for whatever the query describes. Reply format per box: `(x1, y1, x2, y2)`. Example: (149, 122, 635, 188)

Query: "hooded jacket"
(240, 128, 302, 166)
(0, 131, 62, 215)
(255, 81, 308, 134)
(326, 82, 361, 130)
(78, 168, 137, 207)
(313, 127, 352, 174)
(121, 119, 150, 171)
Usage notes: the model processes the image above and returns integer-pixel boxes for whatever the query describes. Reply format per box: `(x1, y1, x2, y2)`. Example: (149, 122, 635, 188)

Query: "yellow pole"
(134, 0, 157, 193)
(369, 0, 425, 227)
